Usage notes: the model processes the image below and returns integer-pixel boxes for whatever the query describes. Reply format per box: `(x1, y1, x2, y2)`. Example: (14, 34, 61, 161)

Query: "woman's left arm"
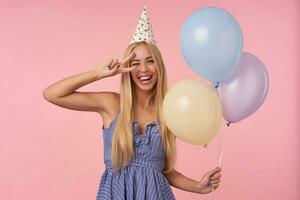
(163, 167, 222, 194)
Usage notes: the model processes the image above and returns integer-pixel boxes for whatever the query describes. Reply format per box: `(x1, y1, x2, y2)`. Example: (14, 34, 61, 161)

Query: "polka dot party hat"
(130, 6, 157, 45)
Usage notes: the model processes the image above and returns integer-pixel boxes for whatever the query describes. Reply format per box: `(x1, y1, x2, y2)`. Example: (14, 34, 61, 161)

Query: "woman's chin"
(136, 83, 155, 91)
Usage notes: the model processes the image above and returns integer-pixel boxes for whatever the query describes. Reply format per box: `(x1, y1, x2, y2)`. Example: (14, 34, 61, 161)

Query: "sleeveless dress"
(96, 111, 176, 200)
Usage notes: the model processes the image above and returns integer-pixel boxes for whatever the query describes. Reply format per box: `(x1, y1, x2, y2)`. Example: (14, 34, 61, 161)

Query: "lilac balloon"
(215, 52, 269, 124)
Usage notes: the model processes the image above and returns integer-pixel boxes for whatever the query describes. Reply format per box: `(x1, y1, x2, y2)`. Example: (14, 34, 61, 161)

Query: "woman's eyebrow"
(132, 56, 153, 62)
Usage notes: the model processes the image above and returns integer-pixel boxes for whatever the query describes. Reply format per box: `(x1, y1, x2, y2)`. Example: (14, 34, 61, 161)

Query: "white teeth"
(139, 76, 151, 80)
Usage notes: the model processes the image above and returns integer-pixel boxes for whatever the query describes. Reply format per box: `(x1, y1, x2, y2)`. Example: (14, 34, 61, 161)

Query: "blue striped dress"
(96, 111, 176, 200)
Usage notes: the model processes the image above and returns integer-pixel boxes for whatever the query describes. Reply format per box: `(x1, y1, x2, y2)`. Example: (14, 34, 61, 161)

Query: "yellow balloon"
(163, 79, 222, 145)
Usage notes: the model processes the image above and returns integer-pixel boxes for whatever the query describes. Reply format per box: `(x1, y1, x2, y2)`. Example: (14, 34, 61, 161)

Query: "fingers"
(210, 178, 220, 184)
(122, 65, 137, 72)
(208, 175, 220, 186)
(210, 172, 221, 180)
(207, 168, 221, 192)
(122, 52, 136, 64)
(208, 181, 219, 188)
(106, 58, 116, 68)
(206, 167, 221, 178)
(108, 59, 120, 71)
(211, 184, 219, 190)
(104, 58, 114, 69)
(117, 60, 136, 73)
(111, 63, 121, 72)
(108, 52, 137, 74)
(111, 59, 119, 68)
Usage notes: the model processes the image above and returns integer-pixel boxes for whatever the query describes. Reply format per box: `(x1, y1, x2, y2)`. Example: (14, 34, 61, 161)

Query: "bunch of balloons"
(162, 7, 269, 146)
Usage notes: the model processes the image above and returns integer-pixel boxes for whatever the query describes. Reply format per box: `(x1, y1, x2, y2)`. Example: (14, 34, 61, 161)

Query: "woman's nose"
(139, 62, 149, 71)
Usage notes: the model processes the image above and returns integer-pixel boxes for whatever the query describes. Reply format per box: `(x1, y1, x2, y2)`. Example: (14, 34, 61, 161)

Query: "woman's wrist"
(194, 182, 204, 194)
(92, 69, 107, 80)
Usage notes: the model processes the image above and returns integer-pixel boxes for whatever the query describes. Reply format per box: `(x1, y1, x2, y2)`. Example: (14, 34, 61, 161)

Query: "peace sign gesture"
(95, 52, 137, 79)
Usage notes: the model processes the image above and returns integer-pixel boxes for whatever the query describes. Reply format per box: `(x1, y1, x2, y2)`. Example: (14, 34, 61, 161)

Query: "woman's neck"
(134, 88, 154, 110)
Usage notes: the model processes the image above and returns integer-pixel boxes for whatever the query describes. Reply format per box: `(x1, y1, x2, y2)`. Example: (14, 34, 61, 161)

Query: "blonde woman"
(43, 41, 222, 199)
(44, 6, 222, 200)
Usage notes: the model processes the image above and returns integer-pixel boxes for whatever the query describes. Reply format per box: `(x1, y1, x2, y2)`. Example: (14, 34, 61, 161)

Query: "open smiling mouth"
(138, 75, 152, 85)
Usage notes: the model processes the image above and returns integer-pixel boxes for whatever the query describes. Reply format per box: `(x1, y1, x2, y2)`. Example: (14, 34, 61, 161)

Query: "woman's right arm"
(42, 52, 136, 114)
(42, 68, 116, 113)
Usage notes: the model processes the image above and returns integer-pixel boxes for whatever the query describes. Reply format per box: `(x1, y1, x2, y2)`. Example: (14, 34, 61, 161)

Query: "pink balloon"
(215, 52, 269, 125)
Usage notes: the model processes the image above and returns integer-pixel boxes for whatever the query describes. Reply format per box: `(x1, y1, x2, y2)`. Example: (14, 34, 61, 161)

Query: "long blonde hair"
(111, 41, 177, 174)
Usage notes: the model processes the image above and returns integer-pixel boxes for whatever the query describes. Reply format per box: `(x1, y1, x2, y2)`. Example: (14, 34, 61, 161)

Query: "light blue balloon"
(180, 7, 243, 83)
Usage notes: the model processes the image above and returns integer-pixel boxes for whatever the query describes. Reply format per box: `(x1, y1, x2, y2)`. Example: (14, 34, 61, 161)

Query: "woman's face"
(130, 44, 158, 91)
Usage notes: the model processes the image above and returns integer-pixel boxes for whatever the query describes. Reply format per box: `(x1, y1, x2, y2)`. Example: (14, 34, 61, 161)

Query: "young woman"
(43, 41, 222, 199)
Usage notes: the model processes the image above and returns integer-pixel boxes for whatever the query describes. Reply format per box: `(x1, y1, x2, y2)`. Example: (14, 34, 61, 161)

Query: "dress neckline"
(132, 119, 160, 136)
(102, 110, 160, 135)
(132, 119, 158, 126)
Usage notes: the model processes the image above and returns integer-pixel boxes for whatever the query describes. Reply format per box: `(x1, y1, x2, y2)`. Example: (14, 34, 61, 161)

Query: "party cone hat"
(130, 6, 156, 44)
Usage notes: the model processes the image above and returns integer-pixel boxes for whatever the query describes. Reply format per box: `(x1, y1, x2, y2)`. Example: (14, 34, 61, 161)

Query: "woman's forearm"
(43, 69, 101, 99)
(164, 169, 201, 194)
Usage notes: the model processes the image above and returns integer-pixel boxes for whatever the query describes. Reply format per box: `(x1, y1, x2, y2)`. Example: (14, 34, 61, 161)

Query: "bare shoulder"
(43, 88, 120, 128)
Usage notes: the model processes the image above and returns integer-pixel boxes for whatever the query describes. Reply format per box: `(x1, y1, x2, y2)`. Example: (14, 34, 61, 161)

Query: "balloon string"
(210, 130, 224, 200)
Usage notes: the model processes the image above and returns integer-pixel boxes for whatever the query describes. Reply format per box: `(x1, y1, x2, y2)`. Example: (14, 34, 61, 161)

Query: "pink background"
(1, 0, 299, 199)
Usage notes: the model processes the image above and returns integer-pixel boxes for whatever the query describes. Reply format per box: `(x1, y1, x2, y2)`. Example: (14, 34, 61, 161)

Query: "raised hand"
(94, 52, 137, 79)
